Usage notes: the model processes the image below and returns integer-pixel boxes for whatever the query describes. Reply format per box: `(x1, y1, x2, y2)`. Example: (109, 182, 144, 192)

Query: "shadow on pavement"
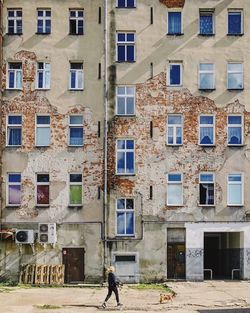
(199, 309, 250, 313)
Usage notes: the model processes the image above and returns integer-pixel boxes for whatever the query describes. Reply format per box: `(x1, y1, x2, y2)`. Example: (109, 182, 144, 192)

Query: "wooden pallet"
(50, 265, 65, 285)
(34, 265, 50, 285)
(19, 264, 36, 284)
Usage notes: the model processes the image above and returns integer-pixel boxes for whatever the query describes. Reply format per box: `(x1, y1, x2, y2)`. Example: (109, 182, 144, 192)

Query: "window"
(36, 174, 49, 206)
(167, 173, 183, 205)
(69, 174, 82, 206)
(167, 115, 183, 145)
(7, 173, 21, 206)
(69, 9, 84, 35)
(36, 115, 50, 146)
(199, 63, 215, 90)
(116, 199, 134, 236)
(69, 63, 84, 90)
(167, 63, 182, 86)
(228, 174, 243, 206)
(69, 115, 84, 146)
(199, 115, 215, 145)
(228, 115, 243, 146)
(228, 10, 243, 35)
(116, 32, 135, 62)
(7, 9, 22, 34)
(168, 11, 182, 35)
(37, 9, 51, 34)
(199, 173, 215, 205)
(227, 63, 243, 90)
(36, 62, 50, 89)
(6, 115, 22, 146)
(116, 86, 135, 115)
(117, 0, 135, 8)
(116, 139, 135, 174)
(7, 63, 22, 89)
(199, 10, 214, 35)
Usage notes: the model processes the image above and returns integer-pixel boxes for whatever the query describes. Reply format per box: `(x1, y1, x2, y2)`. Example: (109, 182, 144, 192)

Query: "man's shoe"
(102, 302, 106, 309)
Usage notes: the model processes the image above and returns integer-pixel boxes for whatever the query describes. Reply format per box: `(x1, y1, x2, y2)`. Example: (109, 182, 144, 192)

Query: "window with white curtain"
(167, 115, 183, 145)
(36, 115, 50, 146)
(36, 62, 50, 89)
(7, 115, 22, 146)
(199, 173, 215, 205)
(199, 115, 215, 145)
(69, 63, 84, 90)
(227, 63, 243, 90)
(227, 115, 243, 145)
(168, 11, 182, 35)
(167, 173, 183, 205)
(228, 174, 243, 206)
(199, 63, 215, 90)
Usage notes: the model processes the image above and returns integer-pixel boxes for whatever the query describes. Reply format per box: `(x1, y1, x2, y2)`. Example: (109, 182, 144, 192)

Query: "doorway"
(62, 248, 85, 283)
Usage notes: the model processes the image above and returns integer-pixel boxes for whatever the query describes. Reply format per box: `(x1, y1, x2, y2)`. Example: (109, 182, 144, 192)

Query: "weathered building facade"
(1, 0, 250, 283)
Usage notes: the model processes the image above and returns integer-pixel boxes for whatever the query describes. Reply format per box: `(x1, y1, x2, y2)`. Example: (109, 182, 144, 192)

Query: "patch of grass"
(36, 304, 61, 310)
(129, 283, 174, 293)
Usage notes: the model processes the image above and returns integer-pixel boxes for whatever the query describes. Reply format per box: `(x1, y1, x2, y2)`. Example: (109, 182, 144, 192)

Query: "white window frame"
(116, 0, 136, 8)
(116, 86, 135, 116)
(7, 62, 22, 89)
(227, 173, 244, 206)
(199, 10, 215, 35)
(199, 63, 215, 90)
(116, 198, 135, 236)
(6, 114, 22, 147)
(6, 173, 21, 206)
(167, 173, 183, 206)
(167, 62, 183, 87)
(116, 139, 135, 175)
(35, 115, 51, 147)
(37, 9, 51, 34)
(199, 114, 215, 146)
(7, 9, 22, 34)
(227, 62, 243, 90)
(199, 172, 215, 206)
(227, 115, 243, 146)
(36, 173, 50, 206)
(36, 62, 51, 89)
(228, 9, 243, 35)
(69, 173, 83, 206)
(116, 32, 136, 62)
(68, 115, 84, 147)
(167, 10, 183, 35)
(69, 63, 84, 90)
(167, 114, 183, 145)
(69, 9, 84, 35)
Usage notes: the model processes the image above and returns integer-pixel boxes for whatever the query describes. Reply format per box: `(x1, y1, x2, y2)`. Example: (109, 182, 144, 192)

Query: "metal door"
(62, 248, 85, 283)
(167, 243, 185, 279)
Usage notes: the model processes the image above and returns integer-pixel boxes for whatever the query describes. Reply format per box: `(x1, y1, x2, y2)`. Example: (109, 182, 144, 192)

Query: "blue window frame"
(199, 115, 214, 145)
(7, 115, 22, 146)
(168, 12, 182, 35)
(200, 11, 214, 35)
(69, 115, 84, 146)
(227, 115, 243, 145)
(116, 198, 134, 236)
(116, 139, 135, 174)
(228, 10, 243, 35)
(117, 0, 135, 8)
(117, 32, 135, 62)
(168, 63, 182, 86)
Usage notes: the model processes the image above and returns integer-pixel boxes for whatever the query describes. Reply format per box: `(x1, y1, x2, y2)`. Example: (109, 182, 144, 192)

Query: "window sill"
(6, 205, 20, 209)
(167, 85, 183, 88)
(35, 145, 50, 148)
(199, 144, 215, 147)
(198, 33, 215, 37)
(68, 145, 84, 148)
(116, 6, 136, 9)
(36, 88, 51, 91)
(115, 173, 136, 176)
(68, 33, 84, 36)
(227, 33, 244, 36)
(5, 145, 22, 148)
(5, 88, 22, 91)
(6, 33, 23, 36)
(68, 89, 84, 91)
(115, 235, 135, 238)
(166, 144, 183, 147)
(35, 32, 51, 35)
(198, 204, 215, 208)
(227, 88, 244, 91)
(116, 114, 136, 117)
(68, 205, 83, 209)
(116, 61, 136, 63)
(36, 205, 50, 208)
(227, 204, 244, 207)
(228, 144, 245, 147)
(167, 33, 184, 36)
(199, 88, 216, 92)
(166, 204, 184, 207)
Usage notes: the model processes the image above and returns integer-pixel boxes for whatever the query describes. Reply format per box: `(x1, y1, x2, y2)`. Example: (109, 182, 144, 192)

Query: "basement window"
(116, 139, 135, 175)
(116, 86, 135, 115)
(69, 9, 84, 35)
(36, 174, 50, 206)
(116, 198, 134, 236)
(7, 9, 22, 34)
(167, 173, 183, 206)
(68, 115, 84, 146)
(227, 115, 243, 146)
(199, 173, 215, 206)
(36, 115, 51, 146)
(228, 174, 243, 206)
(69, 174, 82, 206)
(199, 115, 215, 146)
(6, 115, 22, 146)
(7, 173, 21, 206)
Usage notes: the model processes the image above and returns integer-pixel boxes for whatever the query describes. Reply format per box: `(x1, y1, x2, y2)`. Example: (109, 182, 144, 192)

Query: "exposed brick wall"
(159, 0, 185, 8)
(108, 72, 250, 222)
